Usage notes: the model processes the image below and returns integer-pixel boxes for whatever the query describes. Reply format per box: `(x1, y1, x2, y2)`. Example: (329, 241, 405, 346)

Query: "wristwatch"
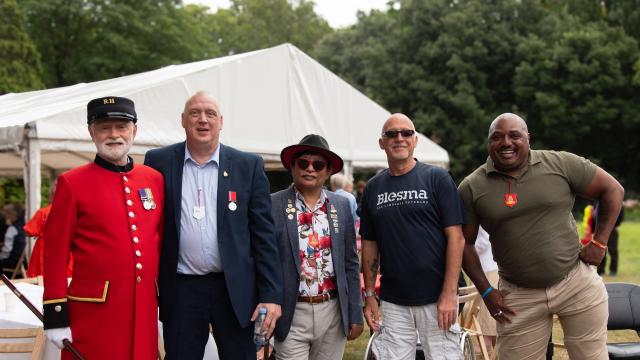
(364, 290, 376, 298)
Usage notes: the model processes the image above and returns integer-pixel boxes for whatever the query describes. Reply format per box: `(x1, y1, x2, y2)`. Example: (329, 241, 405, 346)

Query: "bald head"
(488, 113, 528, 138)
(379, 113, 418, 166)
(330, 173, 347, 191)
(487, 112, 531, 176)
(181, 90, 224, 155)
(382, 113, 415, 133)
(183, 91, 221, 114)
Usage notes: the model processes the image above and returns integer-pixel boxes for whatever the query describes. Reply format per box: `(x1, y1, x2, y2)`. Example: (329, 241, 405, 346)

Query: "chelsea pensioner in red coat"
(42, 96, 164, 360)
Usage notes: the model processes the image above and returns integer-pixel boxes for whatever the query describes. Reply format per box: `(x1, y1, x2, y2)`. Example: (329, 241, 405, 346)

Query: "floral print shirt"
(295, 188, 336, 296)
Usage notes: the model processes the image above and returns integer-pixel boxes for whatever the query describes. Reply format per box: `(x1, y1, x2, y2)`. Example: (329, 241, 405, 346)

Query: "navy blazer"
(144, 142, 283, 327)
(271, 186, 363, 342)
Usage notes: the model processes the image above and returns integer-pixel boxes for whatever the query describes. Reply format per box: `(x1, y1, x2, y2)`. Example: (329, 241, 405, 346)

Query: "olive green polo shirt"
(458, 150, 597, 288)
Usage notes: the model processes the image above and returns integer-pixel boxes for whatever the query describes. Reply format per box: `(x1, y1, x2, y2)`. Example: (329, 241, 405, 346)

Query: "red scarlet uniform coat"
(42, 158, 163, 360)
(24, 204, 51, 277)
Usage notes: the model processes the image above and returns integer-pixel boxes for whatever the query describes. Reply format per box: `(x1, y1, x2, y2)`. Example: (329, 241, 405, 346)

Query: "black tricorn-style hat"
(280, 134, 343, 175)
(87, 96, 137, 124)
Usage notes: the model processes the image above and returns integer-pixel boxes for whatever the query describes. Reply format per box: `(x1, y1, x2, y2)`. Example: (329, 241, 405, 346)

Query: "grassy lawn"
(344, 221, 640, 360)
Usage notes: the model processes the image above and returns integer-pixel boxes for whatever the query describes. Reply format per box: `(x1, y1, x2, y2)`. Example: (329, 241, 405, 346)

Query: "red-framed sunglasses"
(296, 158, 327, 171)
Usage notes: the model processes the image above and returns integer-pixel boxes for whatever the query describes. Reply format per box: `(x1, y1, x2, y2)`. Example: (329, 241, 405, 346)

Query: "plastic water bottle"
(254, 307, 267, 349)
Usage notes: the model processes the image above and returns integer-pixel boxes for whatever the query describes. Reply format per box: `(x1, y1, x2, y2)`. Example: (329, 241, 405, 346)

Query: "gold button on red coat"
(123, 176, 128, 182)
(136, 250, 141, 257)
(136, 263, 142, 270)
(125, 187, 131, 194)
(136, 276, 141, 283)
(127, 200, 133, 206)
(131, 224, 137, 231)
(133, 236, 139, 244)
(129, 211, 135, 218)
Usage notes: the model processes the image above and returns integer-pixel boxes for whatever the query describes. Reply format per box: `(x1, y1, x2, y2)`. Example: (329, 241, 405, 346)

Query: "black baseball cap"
(87, 96, 137, 124)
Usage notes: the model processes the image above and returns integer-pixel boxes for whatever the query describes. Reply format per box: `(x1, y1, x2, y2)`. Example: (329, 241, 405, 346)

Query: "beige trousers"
(274, 298, 345, 360)
(497, 261, 609, 360)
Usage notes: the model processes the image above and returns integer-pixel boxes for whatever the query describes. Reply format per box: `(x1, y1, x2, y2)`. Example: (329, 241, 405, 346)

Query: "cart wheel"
(460, 331, 475, 360)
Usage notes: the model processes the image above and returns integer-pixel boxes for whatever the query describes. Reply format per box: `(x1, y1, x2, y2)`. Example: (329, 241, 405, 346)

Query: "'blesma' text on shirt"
(376, 189, 429, 206)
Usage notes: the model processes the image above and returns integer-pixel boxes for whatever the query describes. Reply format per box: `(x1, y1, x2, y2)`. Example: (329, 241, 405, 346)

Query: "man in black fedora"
(271, 134, 363, 360)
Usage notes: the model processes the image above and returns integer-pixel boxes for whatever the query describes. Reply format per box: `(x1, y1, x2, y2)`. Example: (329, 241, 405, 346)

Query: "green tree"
(208, 0, 332, 55)
(315, 0, 640, 191)
(19, 0, 331, 87)
(20, 0, 212, 87)
(317, 0, 533, 178)
(0, 178, 25, 206)
(0, 0, 43, 94)
(514, 21, 640, 189)
(392, 0, 525, 178)
(606, 0, 640, 40)
(313, 8, 400, 106)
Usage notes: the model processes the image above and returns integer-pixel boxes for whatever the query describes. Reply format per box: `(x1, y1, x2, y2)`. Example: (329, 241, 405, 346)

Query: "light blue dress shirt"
(335, 188, 358, 222)
(178, 144, 221, 274)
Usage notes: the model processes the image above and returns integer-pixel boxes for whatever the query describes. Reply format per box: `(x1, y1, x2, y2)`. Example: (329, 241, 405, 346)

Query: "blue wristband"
(481, 286, 494, 299)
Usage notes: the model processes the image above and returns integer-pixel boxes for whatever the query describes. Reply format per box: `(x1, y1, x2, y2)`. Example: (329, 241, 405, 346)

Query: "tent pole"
(343, 161, 353, 185)
(22, 126, 41, 256)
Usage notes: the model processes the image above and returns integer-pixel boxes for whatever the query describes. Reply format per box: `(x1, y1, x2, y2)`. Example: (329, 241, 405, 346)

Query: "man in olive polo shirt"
(458, 113, 624, 360)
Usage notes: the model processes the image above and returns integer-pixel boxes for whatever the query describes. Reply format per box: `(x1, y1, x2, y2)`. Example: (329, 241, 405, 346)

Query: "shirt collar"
(94, 154, 134, 173)
(485, 149, 540, 175)
(184, 143, 220, 166)
(294, 187, 329, 212)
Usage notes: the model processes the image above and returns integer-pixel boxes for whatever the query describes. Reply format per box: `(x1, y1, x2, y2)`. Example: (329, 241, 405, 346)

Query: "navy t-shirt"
(359, 162, 465, 306)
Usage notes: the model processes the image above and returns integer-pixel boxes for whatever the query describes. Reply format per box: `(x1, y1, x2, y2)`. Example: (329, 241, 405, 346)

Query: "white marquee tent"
(0, 43, 449, 221)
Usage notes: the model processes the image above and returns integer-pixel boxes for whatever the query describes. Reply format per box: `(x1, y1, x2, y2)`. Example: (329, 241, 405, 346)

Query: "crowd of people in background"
(1, 93, 628, 360)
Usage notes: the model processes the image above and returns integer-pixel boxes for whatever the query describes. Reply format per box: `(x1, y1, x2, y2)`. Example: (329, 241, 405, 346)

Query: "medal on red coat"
(228, 191, 237, 211)
(504, 193, 517, 207)
(138, 188, 156, 210)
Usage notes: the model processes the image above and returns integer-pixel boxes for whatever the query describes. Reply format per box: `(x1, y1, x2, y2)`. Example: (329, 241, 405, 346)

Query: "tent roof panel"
(0, 43, 448, 171)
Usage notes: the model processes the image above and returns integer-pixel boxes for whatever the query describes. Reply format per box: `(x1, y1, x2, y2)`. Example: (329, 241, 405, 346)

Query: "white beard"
(95, 138, 132, 165)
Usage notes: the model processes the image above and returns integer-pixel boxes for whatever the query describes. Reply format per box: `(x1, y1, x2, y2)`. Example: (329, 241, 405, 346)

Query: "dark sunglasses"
(383, 129, 415, 138)
(296, 158, 327, 171)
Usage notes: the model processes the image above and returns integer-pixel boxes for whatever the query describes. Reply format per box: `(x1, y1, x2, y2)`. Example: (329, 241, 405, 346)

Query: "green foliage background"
(15, 0, 330, 87)
(0, 0, 43, 94)
(314, 0, 640, 191)
(0, 177, 52, 207)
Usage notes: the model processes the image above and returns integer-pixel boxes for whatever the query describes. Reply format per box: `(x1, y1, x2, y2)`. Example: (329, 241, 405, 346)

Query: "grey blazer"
(271, 186, 363, 342)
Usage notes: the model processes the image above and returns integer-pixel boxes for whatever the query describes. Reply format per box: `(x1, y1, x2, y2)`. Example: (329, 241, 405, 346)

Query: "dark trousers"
(597, 228, 619, 275)
(163, 273, 255, 360)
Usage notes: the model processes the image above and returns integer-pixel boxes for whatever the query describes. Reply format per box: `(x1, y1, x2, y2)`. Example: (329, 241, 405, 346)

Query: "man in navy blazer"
(271, 134, 363, 360)
(144, 91, 282, 359)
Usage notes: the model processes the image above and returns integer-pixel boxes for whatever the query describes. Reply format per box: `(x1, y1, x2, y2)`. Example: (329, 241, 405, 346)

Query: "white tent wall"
(0, 43, 449, 234)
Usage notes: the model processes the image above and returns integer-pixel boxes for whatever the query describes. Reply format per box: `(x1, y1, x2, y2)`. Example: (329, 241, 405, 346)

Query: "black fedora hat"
(280, 134, 343, 175)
